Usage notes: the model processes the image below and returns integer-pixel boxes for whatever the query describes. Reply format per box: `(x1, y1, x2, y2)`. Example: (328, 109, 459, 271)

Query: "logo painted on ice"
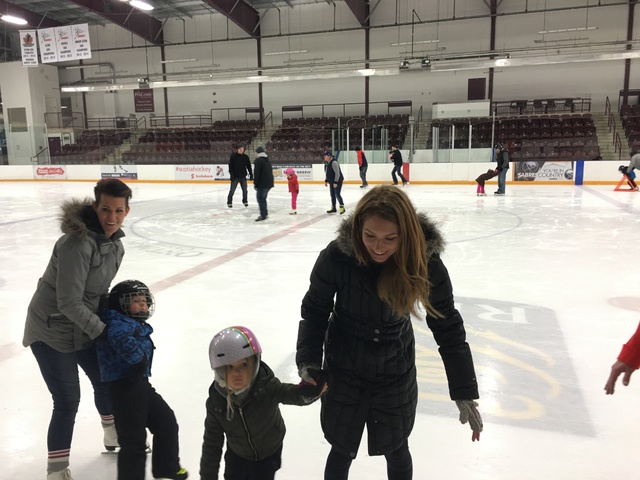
(414, 296, 594, 437)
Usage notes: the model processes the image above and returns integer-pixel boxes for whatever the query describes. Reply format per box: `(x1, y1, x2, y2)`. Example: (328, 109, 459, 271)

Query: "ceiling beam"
(64, 0, 164, 45)
(0, 0, 62, 28)
(202, 0, 260, 38)
(344, 0, 369, 27)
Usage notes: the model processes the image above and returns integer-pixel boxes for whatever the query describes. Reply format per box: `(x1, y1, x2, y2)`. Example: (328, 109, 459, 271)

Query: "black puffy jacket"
(296, 213, 478, 458)
(200, 362, 311, 479)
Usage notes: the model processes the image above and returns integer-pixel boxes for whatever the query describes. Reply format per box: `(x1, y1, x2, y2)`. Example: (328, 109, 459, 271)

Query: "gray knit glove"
(455, 400, 483, 433)
(298, 363, 322, 383)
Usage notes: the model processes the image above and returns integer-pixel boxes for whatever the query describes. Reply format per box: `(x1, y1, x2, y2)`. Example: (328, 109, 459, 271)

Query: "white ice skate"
(102, 424, 151, 455)
(47, 468, 73, 480)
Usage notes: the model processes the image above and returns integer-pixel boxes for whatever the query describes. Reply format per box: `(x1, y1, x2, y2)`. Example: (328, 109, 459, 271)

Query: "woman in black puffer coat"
(296, 185, 481, 480)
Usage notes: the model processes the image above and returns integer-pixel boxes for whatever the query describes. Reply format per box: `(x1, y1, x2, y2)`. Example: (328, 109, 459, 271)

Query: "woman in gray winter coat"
(296, 185, 481, 480)
(23, 178, 132, 480)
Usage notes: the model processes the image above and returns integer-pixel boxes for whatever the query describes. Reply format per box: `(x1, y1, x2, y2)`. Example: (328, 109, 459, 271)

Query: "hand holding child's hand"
(298, 368, 328, 398)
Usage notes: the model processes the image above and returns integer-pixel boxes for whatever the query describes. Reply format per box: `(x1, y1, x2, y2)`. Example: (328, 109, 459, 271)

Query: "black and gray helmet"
(108, 280, 155, 321)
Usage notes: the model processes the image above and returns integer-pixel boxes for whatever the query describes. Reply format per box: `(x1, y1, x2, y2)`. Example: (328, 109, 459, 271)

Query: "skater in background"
(494, 144, 510, 195)
(253, 146, 274, 222)
(619, 149, 640, 191)
(389, 144, 408, 186)
(296, 185, 482, 480)
(226, 143, 253, 208)
(323, 151, 345, 214)
(284, 167, 299, 215)
(605, 321, 640, 394)
(96, 280, 188, 480)
(200, 326, 327, 480)
(475, 167, 498, 196)
(356, 146, 368, 188)
(23, 179, 132, 480)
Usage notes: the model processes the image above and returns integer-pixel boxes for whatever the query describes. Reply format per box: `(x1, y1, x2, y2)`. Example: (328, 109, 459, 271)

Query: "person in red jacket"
(284, 168, 299, 215)
(605, 322, 640, 394)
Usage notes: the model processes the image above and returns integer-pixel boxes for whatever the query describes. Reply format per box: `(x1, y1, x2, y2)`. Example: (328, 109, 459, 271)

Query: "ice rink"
(2, 179, 640, 480)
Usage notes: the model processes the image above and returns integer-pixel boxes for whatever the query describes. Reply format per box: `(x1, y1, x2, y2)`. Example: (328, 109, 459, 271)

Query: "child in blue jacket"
(97, 280, 188, 480)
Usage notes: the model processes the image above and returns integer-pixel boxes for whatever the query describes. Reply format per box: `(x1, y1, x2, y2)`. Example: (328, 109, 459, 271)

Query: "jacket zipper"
(238, 407, 258, 460)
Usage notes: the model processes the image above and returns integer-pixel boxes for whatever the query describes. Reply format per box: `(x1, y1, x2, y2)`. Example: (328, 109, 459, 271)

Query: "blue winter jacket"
(96, 309, 154, 382)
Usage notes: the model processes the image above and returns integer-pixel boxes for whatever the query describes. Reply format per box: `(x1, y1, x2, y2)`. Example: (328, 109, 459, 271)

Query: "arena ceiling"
(0, 0, 367, 47)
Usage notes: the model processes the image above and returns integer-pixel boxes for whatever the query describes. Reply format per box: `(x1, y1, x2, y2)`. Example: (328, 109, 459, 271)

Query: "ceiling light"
(533, 37, 590, 44)
(399, 59, 410, 69)
(60, 68, 400, 92)
(538, 27, 597, 34)
(391, 40, 440, 46)
(159, 59, 197, 64)
(265, 50, 309, 56)
(1, 14, 28, 25)
(129, 0, 154, 11)
(421, 58, 431, 68)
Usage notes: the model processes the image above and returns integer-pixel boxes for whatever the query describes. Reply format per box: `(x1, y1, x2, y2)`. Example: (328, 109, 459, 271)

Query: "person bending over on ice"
(200, 326, 327, 480)
(296, 185, 482, 480)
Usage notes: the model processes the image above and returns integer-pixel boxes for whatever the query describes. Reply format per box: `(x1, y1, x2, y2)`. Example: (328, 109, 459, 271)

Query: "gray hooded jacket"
(23, 198, 125, 352)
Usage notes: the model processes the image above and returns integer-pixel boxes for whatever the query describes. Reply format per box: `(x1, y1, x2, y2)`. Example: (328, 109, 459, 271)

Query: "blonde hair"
(350, 185, 440, 318)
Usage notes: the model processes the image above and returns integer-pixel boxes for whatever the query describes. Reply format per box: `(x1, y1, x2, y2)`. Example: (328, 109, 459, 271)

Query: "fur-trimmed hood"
(334, 211, 445, 259)
(59, 198, 99, 238)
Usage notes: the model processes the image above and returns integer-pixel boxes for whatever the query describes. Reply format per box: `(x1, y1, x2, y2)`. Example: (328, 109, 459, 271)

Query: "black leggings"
(324, 441, 412, 480)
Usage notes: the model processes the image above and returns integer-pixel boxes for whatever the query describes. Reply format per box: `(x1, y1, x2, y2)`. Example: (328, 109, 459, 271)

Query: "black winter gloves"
(297, 368, 328, 399)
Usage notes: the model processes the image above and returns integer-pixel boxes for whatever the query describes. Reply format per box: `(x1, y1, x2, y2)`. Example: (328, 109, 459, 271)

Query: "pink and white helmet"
(284, 168, 295, 175)
(209, 326, 263, 370)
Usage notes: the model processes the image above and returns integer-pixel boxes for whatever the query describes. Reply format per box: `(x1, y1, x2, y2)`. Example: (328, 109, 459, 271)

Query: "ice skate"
(47, 468, 73, 480)
(339, 205, 346, 214)
(103, 423, 118, 453)
(327, 207, 337, 213)
(102, 424, 151, 455)
(289, 210, 297, 215)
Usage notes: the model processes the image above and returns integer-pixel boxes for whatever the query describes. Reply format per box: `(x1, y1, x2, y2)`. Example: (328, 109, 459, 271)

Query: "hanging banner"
(38, 28, 58, 63)
(54, 26, 74, 61)
(20, 30, 38, 66)
(71, 24, 92, 60)
(134, 89, 154, 113)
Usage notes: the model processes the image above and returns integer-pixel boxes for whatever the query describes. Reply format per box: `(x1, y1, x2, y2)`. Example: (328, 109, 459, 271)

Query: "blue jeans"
(227, 177, 248, 205)
(391, 165, 407, 184)
(359, 166, 368, 186)
(329, 181, 344, 207)
(255, 187, 270, 218)
(497, 168, 508, 193)
(31, 341, 111, 452)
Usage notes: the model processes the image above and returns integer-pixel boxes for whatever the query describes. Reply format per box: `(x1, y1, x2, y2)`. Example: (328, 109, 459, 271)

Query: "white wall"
(0, 160, 621, 184)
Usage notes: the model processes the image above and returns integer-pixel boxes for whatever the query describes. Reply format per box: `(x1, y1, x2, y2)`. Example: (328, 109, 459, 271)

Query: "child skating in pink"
(475, 168, 498, 196)
(284, 168, 299, 214)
